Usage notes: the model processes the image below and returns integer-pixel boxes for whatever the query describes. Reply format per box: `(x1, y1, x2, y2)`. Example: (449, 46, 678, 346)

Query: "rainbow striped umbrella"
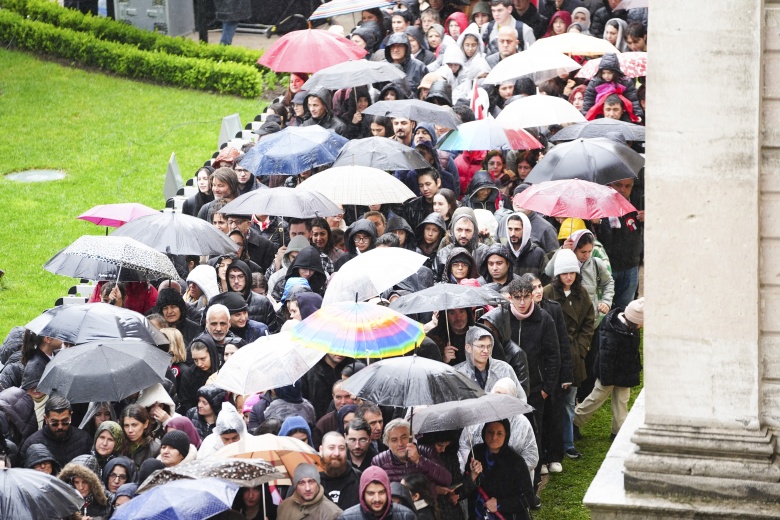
(309, 0, 395, 21)
(290, 302, 425, 359)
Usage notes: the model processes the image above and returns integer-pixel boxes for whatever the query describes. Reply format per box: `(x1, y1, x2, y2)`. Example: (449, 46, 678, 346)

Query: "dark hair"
(637, 84, 646, 103)
(267, 103, 288, 125)
(356, 402, 381, 419)
(490, 0, 512, 7)
(211, 167, 240, 200)
(208, 199, 230, 224)
(452, 104, 475, 124)
(515, 76, 536, 96)
(253, 418, 283, 436)
(375, 234, 400, 247)
(538, 79, 562, 97)
(288, 218, 312, 231)
(346, 417, 372, 436)
(434, 188, 457, 220)
(120, 404, 153, 438)
(604, 93, 622, 106)
(507, 275, 534, 297)
(21, 330, 45, 365)
(517, 149, 539, 167)
(575, 232, 595, 250)
(402, 473, 439, 518)
(251, 272, 267, 292)
(507, 214, 523, 225)
(369, 115, 394, 136)
(482, 150, 505, 170)
(310, 217, 336, 254)
(392, 9, 413, 24)
(416, 168, 440, 182)
(606, 19, 621, 32)
(625, 22, 646, 40)
(100, 282, 126, 301)
(45, 396, 72, 415)
(552, 271, 583, 294)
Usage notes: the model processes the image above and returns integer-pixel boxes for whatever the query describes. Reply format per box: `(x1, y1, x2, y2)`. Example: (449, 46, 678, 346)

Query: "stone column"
(586, 0, 780, 516)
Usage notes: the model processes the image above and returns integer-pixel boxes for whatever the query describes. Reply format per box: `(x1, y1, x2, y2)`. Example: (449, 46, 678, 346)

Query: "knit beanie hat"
(624, 297, 644, 326)
(293, 463, 321, 487)
(209, 291, 248, 315)
(161, 430, 190, 458)
(554, 249, 580, 276)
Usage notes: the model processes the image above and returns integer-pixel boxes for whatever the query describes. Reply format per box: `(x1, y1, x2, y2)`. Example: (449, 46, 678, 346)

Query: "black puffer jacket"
(20, 424, 93, 470)
(0, 387, 37, 446)
(334, 219, 378, 271)
(0, 326, 25, 365)
(596, 308, 642, 387)
(508, 304, 561, 396)
(591, 0, 647, 39)
(187, 385, 228, 440)
(302, 87, 347, 136)
(385, 216, 416, 250)
(477, 244, 518, 289)
(285, 246, 328, 296)
(383, 32, 427, 91)
(228, 259, 278, 331)
(461, 170, 499, 213)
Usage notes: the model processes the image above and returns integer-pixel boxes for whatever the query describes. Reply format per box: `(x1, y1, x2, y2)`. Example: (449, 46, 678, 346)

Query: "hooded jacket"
(334, 219, 378, 271)
(405, 26, 435, 65)
(456, 27, 491, 82)
(296, 292, 323, 321)
(444, 247, 480, 284)
(59, 462, 111, 519)
(591, 1, 647, 39)
(286, 246, 329, 296)
(385, 216, 416, 251)
(501, 212, 549, 279)
(185, 264, 219, 318)
(186, 385, 228, 440)
(596, 307, 642, 387)
(269, 235, 315, 298)
(414, 212, 446, 265)
(461, 170, 500, 213)
(477, 244, 519, 289)
(0, 386, 37, 446)
(278, 415, 316, 445)
(198, 402, 247, 458)
(228, 259, 278, 331)
(352, 24, 379, 56)
(153, 288, 203, 346)
(582, 52, 642, 120)
(339, 466, 418, 520)
(425, 78, 454, 105)
(91, 420, 125, 469)
(383, 33, 427, 92)
(302, 87, 348, 136)
(102, 456, 137, 490)
(25, 443, 61, 473)
(454, 150, 487, 194)
(435, 207, 490, 281)
(543, 283, 594, 387)
(178, 332, 223, 415)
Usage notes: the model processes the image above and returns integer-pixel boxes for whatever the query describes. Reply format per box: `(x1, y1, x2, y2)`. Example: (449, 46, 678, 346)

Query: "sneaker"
(531, 495, 542, 510)
(565, 448, 581, 459)
(573, 425, 583, 440)
(540, 464, 549, 475)
(548, 462, 563, 473)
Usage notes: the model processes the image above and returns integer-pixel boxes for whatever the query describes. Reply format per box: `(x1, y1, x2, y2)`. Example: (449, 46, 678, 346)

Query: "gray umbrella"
(550, 119, 646, 143)
(25, 303, 169, 347)
(332, 137, 432, 170)
(389, 284, 504, 315)
(0, 468, 84, 519)
(302, 60, 406, 90)
(525, 137, 644, 185)
(362, 100, 461, 129)
(44, 249, 150, 282)
(110, 209, 239, 256)
(138, 458, 286, 492)
(411, 393, 534, 434)
(38, 339, 171, 403)
(220, 187, 342, 218)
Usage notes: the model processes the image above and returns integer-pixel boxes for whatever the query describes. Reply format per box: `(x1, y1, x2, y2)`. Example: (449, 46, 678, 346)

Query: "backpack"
(483, 19, 527, 53)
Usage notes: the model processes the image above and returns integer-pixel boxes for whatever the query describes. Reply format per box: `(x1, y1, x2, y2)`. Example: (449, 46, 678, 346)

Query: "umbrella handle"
(263, 482, 267, 520)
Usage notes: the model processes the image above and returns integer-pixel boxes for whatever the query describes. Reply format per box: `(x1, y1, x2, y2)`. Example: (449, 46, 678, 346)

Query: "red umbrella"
(77, 203, 158, 228)
(258, 30, 368, 74)
(512, 179, 636, 220)
(575, 52, 647, 80)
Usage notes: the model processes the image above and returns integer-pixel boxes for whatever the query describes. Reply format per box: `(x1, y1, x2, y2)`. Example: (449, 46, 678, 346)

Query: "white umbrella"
(214, 332, 324, 395)
(497, 95, 587, 128)
(322, 248, 428, 305)
(530, 32, 620, 56)
(614, 0, 647, 9)
(297, 166, 416, 206)
(483, 49, 581, 85)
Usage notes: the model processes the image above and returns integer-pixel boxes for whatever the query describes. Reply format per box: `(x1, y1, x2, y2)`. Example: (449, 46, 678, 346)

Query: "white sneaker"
(548, 462, 563, 473)
(540, 464, 549, 475)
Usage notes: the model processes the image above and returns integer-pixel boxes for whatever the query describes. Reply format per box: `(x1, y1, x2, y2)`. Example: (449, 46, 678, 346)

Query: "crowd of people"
(0, 0, 648, 518)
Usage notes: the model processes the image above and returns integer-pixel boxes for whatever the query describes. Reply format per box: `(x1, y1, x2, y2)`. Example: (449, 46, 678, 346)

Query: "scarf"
(510, 300, 534, 321)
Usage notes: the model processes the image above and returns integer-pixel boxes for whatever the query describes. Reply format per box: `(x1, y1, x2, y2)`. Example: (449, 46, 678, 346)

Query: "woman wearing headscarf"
(79, 402, 117, 439)
(102, 457, 136, 496)
(165, 415, 203, 450)
(91, 420, 125, 474)
(570, 6, 592, 35)
(603, 18, 629, 52)
(543, 10, 573, 38)
(152, 288, 203, 347)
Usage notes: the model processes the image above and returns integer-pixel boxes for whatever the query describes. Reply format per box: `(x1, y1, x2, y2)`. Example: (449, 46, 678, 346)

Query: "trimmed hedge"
(0, 9, 263, 97)
(0, 0, 264, 68)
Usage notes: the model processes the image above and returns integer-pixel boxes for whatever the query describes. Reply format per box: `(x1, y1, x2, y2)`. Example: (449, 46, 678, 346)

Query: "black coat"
(19, 424, 92, 470)
(320, 464, 362, 511)
(513, 2, 548, 39)
(596, 308, 642, 387)
(595, 212, 643, 272)
(300, 357, 344, 420)
(509, 305, 561, 396)
(538, 297, 575, 386)
(509, 240, 549, 283)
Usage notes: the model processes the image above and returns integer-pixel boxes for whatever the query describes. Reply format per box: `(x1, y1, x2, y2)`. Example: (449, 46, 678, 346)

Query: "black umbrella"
(525, 137, 644, 185)
(138, 458, 286, 492)
(341, 355, 486, 408)
(25, 303, 169, 347)
(220, 187, 342, 218)
(410, 394, 534, 434)
(549, 119, 646, 143)
(0, 468, 84, 519)
(361, 100, 461, 129)
(110, 209, 239, 256)
(38, 340, 171, 403)
(332, 136, 431, 171)
(389, 284, 504, 315)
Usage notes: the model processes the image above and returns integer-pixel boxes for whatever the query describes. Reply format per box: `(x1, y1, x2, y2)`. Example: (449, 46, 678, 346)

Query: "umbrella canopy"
(44, 249, 152, 282)
(389, 284, 504, 315)
(524, 137, 644, 185)
(302, 60, 406, 90)
(26, 303, 169, 346)
(214, 434, 323, 484)
(137, 458, 285, 492)
(220, 187, 342, 218)
(576, 51, 647, 80)
(496, 95, 587, 128)
(483, 49, 581, 85)
(109, 210, 239, 256)
(438, 118, 543, 152)
(77, 202, 158, 228)
(52, 235, 179, 280)
(549, 118, 646, 142)
(112, 478, 239, 520)
(0, 468, 84, 520)
(290, 302, 425, 359)
(332, 136, 431, 171)
(511, 179, 637, 219)
(411, 394, 535, 434)
(297, 166, 416, 206)
(615, 0, 648, 9)
(240, 126, 349, 176)
(362, 100, 461, 129)
(530, 32, 620, 56)
(322, 248, 428, 305)
(38, 339, 171, 403)
(214, 332, 325, 395)
(342, 355, 486, 408)
(309, 0, 394, 20)
(258, 29, 367, 73)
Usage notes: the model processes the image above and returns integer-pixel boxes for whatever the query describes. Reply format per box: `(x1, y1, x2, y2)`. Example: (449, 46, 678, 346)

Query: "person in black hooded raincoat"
(226, 260, 278, 332)
(334, 219, 378, 272)
(405, 25, 435, 65)
(385, 216, 417, 251)
(302, 87, 348, 136)
(152, 288, 203, 347)
(285, 246, 329, 297)
(415, 212, 446, 269)
(461, 170, 501, 213)
(383, 32, 427, 91)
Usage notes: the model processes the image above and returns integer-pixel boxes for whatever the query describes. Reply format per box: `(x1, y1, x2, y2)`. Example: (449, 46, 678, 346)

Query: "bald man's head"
(497, 26, 519, 58)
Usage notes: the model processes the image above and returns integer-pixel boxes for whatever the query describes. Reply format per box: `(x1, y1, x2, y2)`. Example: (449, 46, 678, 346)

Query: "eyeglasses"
(347, 438, 369, 446)
(48, 419, 71, 427)
(108, 473, 128, 482)
(353, 236, 370, 244)
(510, 293, 533, 303)
(227, 219, 248, 226)
(471, 343, 493, 352)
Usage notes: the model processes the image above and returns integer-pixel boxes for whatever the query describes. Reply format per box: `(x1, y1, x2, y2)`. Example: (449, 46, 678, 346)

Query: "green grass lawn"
(0, 48, 641, 518)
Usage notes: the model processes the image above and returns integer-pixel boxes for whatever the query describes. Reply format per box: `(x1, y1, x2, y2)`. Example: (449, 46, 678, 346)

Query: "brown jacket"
(544, 284, 595, 386)
(276, 485, 342, 520)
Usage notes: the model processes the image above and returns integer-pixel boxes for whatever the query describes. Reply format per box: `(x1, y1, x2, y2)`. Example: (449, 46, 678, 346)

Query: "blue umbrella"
(112, 478, 239, 520)
(240, 126, 348, 176)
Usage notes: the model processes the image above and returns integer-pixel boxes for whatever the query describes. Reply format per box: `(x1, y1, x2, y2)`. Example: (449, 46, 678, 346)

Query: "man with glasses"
(455, 327, 522, 394)
(20, 396, 91, 468)
(335, 219, 377, 271)
(345, 418, 376, 472)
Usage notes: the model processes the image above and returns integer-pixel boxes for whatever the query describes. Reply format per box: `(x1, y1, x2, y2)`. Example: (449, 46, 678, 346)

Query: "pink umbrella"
(77, 203, 159, 228)
(575, 52, 647, 80)
(512, 179, 636, 220)
(257, 30, 368, 74)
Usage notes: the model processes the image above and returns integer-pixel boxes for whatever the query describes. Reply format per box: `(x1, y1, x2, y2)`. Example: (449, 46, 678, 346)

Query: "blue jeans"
(562, 386, 577, 451)
(611, 266, 639, 310)
(220, 21, 238, 45)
